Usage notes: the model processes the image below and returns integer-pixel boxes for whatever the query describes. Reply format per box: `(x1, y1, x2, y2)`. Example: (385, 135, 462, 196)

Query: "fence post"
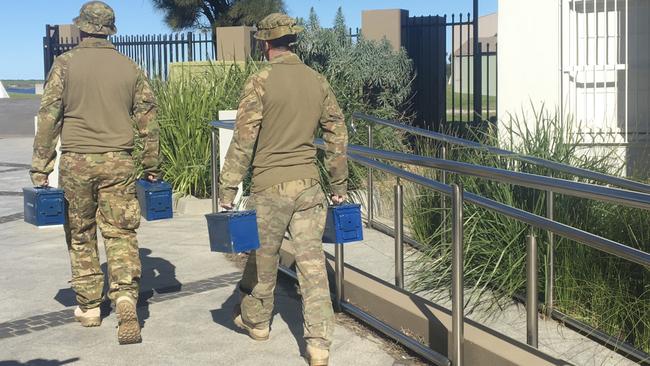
(187, 32, 194, 62)
(394, 178, 404, 288)
(546, 190, 554, 317)
(335, 243, 345, 312)
(367, 124, 374, 228)
(43, 25, 56, 79)
(527, 233, 539, 348)
(441, 144, 447, 243)
(472, 0, 482, 124)
(451, 183, 465, 366)
(211, 128, 219, 213)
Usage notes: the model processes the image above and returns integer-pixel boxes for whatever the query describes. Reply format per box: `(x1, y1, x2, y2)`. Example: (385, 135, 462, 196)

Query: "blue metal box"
(23, 187, 66, 226)
(322, 204, 363, 244)
(136, 179, 173, 221)
(205, 210, 260, 253)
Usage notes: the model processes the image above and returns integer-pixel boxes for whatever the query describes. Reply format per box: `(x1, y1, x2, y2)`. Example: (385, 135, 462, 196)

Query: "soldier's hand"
(220, 202, 234, 210)
(31, 173, 49, 187)
(146, 174, 157, 182)
(331, 194, 346, 205)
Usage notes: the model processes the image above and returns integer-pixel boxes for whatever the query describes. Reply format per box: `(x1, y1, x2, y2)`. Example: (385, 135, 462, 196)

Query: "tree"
(151, 0, 285, 41)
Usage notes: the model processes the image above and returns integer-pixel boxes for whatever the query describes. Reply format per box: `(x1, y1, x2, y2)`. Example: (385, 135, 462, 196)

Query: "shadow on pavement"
(274, 276, 306, 355)
(208, 273, 307, 355)
(209, 288, 241, 334)
(0, 358, 79, 366)
(53, 247, 182, 330)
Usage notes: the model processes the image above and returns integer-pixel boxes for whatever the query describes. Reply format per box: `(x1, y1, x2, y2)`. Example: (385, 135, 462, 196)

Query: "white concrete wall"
(497, 0, 561, 132)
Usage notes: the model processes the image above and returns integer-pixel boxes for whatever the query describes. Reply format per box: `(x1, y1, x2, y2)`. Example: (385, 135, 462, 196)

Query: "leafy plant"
(152, 61, 258, 198)
(407, 105, 650, 352)
(296, 7, 416, 190)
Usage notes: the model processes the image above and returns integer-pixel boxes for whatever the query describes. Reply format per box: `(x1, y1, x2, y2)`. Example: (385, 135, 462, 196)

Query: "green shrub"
(153, 8, 415, 197)
(153, 61, 259, 198)
(407, 105, 650, 352)
(297, 7, 415, 190)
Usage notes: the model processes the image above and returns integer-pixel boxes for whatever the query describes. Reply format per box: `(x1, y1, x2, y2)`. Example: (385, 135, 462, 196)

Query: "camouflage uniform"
(30, 1, 158, 311)
(219, 14, 348, 350)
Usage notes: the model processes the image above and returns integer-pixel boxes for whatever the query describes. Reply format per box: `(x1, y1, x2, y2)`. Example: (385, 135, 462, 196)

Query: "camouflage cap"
(254, 13, 304, 41)
(73, 1, 117, 36)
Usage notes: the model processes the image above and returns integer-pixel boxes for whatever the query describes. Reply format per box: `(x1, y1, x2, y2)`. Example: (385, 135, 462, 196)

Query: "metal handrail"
(210, 119, 650, 266)
(212, 121, 650, 212)
(209, 120, 650, 365)
(348, 144, 650, 211)
(353, 113, 650, 194)
(346, 152, 650, 268)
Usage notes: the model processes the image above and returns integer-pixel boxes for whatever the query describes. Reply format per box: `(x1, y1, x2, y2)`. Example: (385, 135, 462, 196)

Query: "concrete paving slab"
(0, 136, 641, 366)
(0, 100, 39, 137)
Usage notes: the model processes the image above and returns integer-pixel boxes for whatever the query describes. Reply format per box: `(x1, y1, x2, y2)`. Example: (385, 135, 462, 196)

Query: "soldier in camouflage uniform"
(219, 13, 348, 366)
(30, 1, 158, 345)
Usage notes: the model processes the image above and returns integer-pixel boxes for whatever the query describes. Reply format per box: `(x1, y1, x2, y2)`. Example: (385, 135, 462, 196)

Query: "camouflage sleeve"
(319, 77, 348, 196)
(30, 58, 65, 186)
(133, 68, 160, 177)
(219, 74, 264, 204)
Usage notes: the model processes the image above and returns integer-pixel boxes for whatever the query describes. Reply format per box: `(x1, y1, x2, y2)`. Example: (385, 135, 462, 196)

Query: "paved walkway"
(0, 136, 641, 366)
(0, 99, 39, 137)
(0, 137, 397, 366)
(324, 217, 639, 366)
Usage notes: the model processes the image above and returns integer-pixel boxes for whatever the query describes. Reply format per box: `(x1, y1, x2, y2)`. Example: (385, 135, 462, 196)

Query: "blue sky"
(0, 0, 497, 80)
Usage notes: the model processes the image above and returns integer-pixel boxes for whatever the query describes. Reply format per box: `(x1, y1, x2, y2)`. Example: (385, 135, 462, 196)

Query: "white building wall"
(497, 0, 561, 133)
(498, 0, 650, 177)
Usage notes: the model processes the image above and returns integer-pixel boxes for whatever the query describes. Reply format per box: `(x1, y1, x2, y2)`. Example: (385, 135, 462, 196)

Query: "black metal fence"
(111, 32, 215, 80)
(43, 25, 214, 80)
(43, 25, 362, 81)
(401, 6, 498, 131)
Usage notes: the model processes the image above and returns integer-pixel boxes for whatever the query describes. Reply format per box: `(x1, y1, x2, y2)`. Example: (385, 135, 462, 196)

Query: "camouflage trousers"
(59, 151, 141, 310)
(239, 179, 334, 349)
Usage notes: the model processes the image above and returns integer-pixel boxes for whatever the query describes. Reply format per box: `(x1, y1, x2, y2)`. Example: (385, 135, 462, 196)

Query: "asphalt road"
(0, 98, 40, 137)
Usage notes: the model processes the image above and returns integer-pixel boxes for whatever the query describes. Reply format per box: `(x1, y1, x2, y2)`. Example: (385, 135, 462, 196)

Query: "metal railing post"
(546, 190, 554, 317)
(451, 183, 465, 366)
(211, 128, 219, 213)
(441, 144, 448, 243)
(394, 178, 404, 288)
(335, 243, 345, 312)
(527, 233, 539, 348)
(367, 124, 374, 227)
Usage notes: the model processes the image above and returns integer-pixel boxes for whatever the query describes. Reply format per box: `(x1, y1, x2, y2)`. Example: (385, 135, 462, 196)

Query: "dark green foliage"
(152, 61, 259, 198)
(296, 7, 415, 190)
(151, 0, 285, 30)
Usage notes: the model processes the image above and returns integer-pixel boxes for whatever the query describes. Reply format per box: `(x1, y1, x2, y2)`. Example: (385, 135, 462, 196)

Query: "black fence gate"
(403, 15, 447, 131)
(43, 25, 215, 80)
(401, 2, 498, 131)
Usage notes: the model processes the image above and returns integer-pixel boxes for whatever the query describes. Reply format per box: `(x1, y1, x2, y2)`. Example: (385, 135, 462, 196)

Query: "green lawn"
(2, 79, 43, 89)
(446, 84, 497, 110)
(7, 93, 41, 100)
(445, 84, 497, 122)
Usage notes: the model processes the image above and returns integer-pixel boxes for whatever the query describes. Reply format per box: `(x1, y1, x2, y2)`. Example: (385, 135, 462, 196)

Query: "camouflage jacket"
(30, 37, 159, 186)
(219, 52, 348, 204)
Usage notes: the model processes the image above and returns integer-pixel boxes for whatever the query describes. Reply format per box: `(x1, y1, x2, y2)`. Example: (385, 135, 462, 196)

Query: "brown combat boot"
(116, 296, 141, 345)
(74, 306, 101, 327)
(233, 313, 270, 341)
(306, 345, 329, 366)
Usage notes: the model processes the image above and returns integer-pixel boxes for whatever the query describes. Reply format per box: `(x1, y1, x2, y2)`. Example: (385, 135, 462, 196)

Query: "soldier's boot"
(74, 306, 101, 327)
(116, 296, 141, 345)
(306, 345, 329, 366)
(233, 313, 270, 341)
